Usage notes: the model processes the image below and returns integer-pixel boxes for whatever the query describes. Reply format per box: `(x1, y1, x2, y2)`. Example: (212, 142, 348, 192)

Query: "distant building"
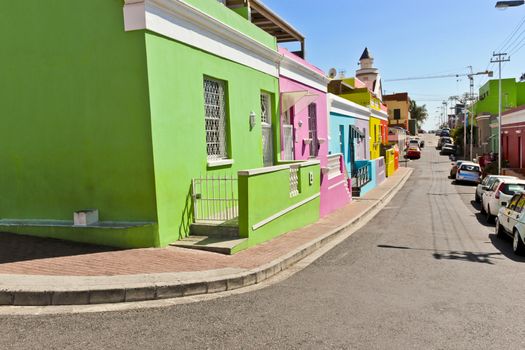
(383, 93, 411, 131)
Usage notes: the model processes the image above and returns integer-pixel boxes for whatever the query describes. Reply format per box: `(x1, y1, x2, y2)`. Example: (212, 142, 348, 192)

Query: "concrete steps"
(170, 236, 247, 255)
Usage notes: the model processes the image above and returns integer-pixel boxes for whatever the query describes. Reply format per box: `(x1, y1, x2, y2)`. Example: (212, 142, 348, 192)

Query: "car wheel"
(486, 205, 494, 223)
(513, 229, 525, 256)
(495, 217, 505, 238)
(475, 193, 480, 203)
(481, 203, 487, 215)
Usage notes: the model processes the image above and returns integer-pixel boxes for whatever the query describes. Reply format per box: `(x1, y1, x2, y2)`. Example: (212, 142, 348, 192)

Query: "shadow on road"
(0, 232, 119, 264)
(377, 244, 502, 265)
(488, 233, 525, 263)
(451, 180, 478, 187)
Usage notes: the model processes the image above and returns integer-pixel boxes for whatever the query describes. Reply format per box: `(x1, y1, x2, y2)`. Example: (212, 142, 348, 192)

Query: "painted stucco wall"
(328, 112, 367, 174)
(384, 99, 410, 129)
(237, 162, 320, 252)
(145, 32, 280, 246)
(474, 79, 519, 116)
(355, 118, 371, 161)
(0, 0, 159, 247)
(184, 0, 276, 49)
(278, 76, 328, 166)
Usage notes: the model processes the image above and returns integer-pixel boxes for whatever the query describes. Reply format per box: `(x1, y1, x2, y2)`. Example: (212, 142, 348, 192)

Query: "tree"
(409, 100, 428, 127)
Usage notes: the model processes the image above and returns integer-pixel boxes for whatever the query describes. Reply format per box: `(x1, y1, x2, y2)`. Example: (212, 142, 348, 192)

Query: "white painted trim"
(207, 159, 234, 167)
(238, 159, 320, 176)
(279, 55, 330, 92)
(328, 94, 370, 121)
(252, 193, 320, 231)
(370, 108, 388, 121)
(502, 110, 525, 126)
(123, 0, 282, 77)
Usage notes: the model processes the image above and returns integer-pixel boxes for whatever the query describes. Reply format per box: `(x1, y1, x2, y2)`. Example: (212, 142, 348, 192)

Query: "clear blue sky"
(263, 0, 525, 130)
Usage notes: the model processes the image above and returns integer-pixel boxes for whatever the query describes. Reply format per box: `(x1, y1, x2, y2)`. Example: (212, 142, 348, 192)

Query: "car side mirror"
(502, 202, 508, 207)
(482, 186, 489, 190)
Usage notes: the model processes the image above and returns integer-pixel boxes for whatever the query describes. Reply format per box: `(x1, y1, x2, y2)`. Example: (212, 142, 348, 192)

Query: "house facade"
(278, 48, 350, 217)
(0, 0, 321, 252)
(474, 78, 525, 154)
(328, 94, 374, 195)
(502, 106, 525, 170)
(383, 93, 411, 131)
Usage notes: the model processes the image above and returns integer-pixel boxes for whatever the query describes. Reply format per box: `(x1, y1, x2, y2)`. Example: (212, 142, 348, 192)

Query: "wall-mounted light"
(249, 112, 256, 130)
(298, 120, 303, 128)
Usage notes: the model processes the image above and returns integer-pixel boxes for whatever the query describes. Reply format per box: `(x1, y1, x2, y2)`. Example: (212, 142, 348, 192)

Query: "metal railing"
(192, 175, 238, 223)
(352, 165, 371, 189)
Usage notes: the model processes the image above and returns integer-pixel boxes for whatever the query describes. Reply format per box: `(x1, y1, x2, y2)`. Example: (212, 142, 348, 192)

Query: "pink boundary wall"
(278, 48, 351, 217)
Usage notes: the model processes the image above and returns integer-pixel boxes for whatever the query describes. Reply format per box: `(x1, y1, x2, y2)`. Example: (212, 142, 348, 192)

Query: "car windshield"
(502, 184, 525, 195)
(460, 164, 480, 172)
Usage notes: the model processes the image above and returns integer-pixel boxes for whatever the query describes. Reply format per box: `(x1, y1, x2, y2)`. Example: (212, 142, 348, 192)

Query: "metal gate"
(192, 175, 238, 223)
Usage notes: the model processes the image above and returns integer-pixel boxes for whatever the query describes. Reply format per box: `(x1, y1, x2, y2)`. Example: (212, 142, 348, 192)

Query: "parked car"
(450, 160, 465, 179)
(406, 145, 421, 159)
(495, 193, 525, 255)
(440, 129, 451, 137)
(455, 162, 481, 184)
(475, 175, 517, 203)
(482, 179, 525, 222)
(437, 137, 453, 150)
(440, 143, 457, 155)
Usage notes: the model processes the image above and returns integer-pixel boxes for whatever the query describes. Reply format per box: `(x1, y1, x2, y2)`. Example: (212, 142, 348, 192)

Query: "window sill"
(207, 159, 234, 167)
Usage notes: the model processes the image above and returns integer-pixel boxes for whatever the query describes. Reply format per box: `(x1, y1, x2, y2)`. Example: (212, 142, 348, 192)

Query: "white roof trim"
(123, 0, 282, 77)
(370, 108, 388, 121)
(328, 94, 369, 121)
(502, 109, 525, 126)
(279, 55, 330, 92)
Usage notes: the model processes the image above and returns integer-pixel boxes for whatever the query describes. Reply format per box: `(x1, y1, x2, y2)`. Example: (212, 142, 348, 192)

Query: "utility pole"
(491, 52, 511, 174)
(468, 66, 474, 161)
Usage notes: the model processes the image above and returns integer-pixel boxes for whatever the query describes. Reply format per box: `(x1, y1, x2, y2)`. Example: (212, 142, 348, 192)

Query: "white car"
(475, 175, 516, 203)
(482, 178, 525, 222)
(455, 162, 481, 184)
(495, 193, 525, 255)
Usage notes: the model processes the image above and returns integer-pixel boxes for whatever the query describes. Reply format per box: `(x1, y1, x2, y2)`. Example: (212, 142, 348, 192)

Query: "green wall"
(184, 0, 276, 49)
(0, 1, 159, 246)
(236, 163, 321, 252)
(517, 81, 525, 107)
(144, 32, 280, 247)
(474, 79, 518, 116)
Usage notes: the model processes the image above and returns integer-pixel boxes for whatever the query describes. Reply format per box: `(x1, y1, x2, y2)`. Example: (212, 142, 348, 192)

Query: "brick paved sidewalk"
(0, 168, 412, 277)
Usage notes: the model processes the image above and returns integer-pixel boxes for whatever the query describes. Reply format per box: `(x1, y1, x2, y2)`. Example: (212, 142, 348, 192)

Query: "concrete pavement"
(0, 167, 412, 306)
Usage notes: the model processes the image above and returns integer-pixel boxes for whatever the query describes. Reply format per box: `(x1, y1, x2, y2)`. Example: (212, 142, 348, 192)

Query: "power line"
(497, 14, 525, 52)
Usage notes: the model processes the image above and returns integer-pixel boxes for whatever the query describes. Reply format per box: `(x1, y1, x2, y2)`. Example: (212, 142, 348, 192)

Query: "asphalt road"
(2, 134, 525, 350)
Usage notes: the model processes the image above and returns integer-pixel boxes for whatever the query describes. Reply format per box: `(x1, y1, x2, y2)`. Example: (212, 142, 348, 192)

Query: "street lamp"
(496, 1, 525, 8)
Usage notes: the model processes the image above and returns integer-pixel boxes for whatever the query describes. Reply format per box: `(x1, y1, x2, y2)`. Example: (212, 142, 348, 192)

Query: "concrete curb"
(0, 168, 413, 306)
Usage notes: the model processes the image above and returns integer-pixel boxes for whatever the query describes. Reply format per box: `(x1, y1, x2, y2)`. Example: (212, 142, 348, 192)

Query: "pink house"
(278, 48, 351, 217)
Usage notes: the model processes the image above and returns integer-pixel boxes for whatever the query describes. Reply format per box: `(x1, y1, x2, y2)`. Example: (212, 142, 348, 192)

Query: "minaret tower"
(356, 47, 382, 100)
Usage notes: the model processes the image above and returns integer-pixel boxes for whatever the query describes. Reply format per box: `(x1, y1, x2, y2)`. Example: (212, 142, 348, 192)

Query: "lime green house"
(0, 0, 321, 252)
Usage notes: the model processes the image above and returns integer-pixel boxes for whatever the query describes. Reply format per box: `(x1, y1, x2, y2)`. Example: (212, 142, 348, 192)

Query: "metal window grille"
(289, 166, 300, 197)
(204, 78, 228, 160)
(308, 103, 319, 157)
(261, 93, 274, 167)
(283, 125, 294, 161)
(192, 174, 238, 223)
(260, 93, 271, 125)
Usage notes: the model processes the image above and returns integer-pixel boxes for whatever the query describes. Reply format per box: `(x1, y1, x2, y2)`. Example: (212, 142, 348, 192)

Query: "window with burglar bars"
(204, 78, 228, 160)
(308, 103, 319, 158)
(260, 93, 271, 125)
